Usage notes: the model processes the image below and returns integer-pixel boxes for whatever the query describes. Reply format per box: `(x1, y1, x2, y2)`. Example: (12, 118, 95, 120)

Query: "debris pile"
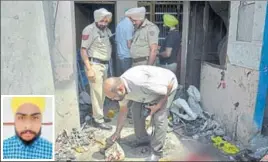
(232, 134, 268, 161)
(104, 142, 125, 161)
(169, 85, 226, 141)
(169, 85, 268, 161)
(55, 128, 95, 161)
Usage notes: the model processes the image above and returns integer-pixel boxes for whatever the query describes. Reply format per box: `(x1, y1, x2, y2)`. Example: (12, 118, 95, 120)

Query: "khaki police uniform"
(130, 19, 160, 66)
(119, 65, 178, 156)
(81, 23, 112, 124)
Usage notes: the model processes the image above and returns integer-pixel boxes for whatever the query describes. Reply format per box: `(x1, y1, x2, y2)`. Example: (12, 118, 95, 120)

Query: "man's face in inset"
(14, 103, 42, 143)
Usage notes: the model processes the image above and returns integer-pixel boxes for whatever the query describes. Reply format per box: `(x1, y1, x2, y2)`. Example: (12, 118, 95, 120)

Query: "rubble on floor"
(55, 127, 95, 161)
(169, 85, 239, 157)
(104, 141, 125, 161)
(170, 85, 226, 141)
(169, 85, 268, 161)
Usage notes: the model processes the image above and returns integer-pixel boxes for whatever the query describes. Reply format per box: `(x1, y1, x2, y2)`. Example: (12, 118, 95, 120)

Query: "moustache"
(20, 130, 37, 135)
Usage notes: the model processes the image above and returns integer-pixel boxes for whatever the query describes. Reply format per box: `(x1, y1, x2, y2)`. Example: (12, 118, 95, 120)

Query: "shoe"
(104, 117, 112, 123)
(145, 154, 162, 161)
(93, 122, 112, 130)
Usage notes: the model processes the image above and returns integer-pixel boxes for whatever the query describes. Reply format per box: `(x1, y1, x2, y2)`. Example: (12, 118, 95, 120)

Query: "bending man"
(103, 65, 178, 161)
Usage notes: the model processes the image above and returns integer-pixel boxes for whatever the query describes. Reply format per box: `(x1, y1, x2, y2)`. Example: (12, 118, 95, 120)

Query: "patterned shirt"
(3, 136, 53, 159)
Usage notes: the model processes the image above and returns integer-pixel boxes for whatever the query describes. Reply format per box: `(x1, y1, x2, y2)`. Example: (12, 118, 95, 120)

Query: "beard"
(15, 128, 41, 146)
(96, 22, 107, 30)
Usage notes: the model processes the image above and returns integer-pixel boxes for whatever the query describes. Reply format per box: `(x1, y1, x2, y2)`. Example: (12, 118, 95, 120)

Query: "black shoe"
(93, 122, 112, 130)
(104, 117, 112, 123)
(145, 154, 162, 161)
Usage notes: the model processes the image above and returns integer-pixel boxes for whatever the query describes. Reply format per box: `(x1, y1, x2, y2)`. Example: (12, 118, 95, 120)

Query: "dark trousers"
(118, 58, 132, 75)
(130, 91, 176, 156)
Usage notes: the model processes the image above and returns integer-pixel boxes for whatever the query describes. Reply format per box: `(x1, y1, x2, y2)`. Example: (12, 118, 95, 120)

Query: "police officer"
(125, 7, 160, 66)
(123, 7, 160, 125)
(158, 14, 181, 74)
(80, 8, 113, 130)
(103, 65, 178, 161)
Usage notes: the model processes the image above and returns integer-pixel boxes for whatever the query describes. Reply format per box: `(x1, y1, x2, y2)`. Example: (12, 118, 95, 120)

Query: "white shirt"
(119, 65, 178, 106)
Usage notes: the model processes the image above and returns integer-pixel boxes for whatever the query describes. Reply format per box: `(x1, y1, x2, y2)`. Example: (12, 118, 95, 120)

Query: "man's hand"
(108, 132, 121, 143)
(86, 68, 96, 83)
(145, 104, 159, 116)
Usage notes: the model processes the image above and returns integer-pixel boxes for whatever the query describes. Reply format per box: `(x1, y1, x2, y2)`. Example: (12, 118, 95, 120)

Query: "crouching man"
(103, 65, 178, 161)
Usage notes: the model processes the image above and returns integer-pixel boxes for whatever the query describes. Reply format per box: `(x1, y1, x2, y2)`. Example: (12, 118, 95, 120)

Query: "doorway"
(74, 1, 116, 125)
(186, 1, 230, 89)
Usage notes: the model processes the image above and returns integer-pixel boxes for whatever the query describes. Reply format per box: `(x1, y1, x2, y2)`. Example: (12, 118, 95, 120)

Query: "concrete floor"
(75, 101, 231, 161)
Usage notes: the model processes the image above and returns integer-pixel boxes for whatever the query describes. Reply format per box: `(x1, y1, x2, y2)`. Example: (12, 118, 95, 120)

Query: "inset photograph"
(1, 95, 54, 161)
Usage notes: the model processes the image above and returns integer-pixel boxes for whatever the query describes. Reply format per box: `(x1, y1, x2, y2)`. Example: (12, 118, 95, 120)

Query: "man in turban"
(158, 14, 181, 74)
(125, 7, 160, 66)
(80, 8, 113, 130)
(121, 6, 160, 138)
(3, 97, 52, 159)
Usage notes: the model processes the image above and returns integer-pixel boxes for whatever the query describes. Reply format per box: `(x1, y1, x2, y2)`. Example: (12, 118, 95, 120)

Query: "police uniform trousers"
(88, 62, 108, 124)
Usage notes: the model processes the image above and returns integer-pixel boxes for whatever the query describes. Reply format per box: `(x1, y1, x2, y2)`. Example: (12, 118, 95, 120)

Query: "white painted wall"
(116, 1, 137, 24)
(2, 96, 54, 142)
(42, 1, 80, 137)
(1, 1, 55, 95)
(1, 1, 81, 139)
(227, 1, 267, 70)
(200, 1, 267, 144)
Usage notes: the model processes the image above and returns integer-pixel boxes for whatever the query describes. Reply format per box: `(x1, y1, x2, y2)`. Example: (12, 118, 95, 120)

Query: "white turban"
(125, 7, 146, 21)
(94, 8, 112, 22)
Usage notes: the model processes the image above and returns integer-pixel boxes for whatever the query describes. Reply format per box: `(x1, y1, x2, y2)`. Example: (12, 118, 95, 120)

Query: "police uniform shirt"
(81, 23, 112, 61)
(130, 19, 160, 59)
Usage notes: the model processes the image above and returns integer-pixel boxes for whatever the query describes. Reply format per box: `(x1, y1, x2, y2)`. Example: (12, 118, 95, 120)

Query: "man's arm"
(147, 25, 160, 65)
(159, 33, 173, 58)
(146, 79, 175, 115)
(126, 23, 134, 49)
(115, 104, 128, 134)
(81, 26, 95, 81)
(127, 40, 132, 49)
(81, 27, 93, 70)
(148, 44, 158, 65)
(159, 47, 172, 58)
(81, 48, 91, 71)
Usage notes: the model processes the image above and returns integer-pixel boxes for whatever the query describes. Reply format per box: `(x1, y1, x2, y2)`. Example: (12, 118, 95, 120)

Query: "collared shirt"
(119, 65, 178, 106)
(130, 19, 160, 59)
(3, 136, 53, 159)
(115, 17, 134, 59)
(81, 23, 112, 61)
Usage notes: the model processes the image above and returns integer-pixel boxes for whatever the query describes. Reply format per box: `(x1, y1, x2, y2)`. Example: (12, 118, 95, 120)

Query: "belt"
(160, 61, 176, 65)
(133, 56, 149, 63)
(89, 57, 109, 64)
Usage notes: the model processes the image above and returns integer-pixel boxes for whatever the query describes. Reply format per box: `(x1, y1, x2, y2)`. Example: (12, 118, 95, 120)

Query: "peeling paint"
(200, 62, 259, 144)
